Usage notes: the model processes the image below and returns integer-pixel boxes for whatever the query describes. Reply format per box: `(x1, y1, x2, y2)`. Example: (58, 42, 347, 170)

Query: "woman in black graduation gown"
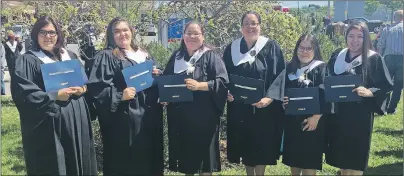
(162, 21, 229, 175)
(269, 34, 328, 175)
(223, 11, 286, 175)
(11, 16, 97, 175)
(87, 17, 164, 175)
(325, 22, 392, 175)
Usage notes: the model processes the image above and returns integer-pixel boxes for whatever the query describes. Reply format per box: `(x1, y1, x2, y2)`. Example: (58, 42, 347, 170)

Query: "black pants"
(384, 55, 403, 113)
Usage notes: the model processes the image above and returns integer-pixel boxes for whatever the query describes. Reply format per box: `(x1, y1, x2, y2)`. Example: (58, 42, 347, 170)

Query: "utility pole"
(345, 0, 349, 20)
(328, 0, 331, 18)
(298, 0, 301, 21)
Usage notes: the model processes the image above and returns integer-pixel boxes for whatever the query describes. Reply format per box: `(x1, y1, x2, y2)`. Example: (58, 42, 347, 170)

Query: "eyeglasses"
(242, 22, 260, 28)
(298, 46, 313, 52)
(39, 30, 57, 37)
(184, 33, 202, 37)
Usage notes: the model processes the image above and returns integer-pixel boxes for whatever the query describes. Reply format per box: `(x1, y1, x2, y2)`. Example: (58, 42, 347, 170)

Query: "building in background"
(334, 0, 391, 22)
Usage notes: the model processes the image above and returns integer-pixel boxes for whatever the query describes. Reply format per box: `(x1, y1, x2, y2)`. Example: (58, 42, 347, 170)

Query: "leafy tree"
(154, 1, 302, 60)
(365, 0, 404, 23)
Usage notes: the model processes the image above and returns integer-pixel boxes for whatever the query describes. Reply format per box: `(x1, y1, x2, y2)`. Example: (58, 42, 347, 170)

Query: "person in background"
(2, 30, 23, 74)
(377, 9, 403, 115)
(323, 16, 332, 27)
(0, 43, 6, 95)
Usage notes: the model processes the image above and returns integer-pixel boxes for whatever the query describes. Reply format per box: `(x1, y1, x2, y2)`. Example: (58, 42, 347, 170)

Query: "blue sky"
(279, 1, 334, 8)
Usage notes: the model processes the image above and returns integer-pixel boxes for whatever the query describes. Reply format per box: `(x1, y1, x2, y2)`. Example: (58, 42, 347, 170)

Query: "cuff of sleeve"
(207, 80, 214, 91)
(48, 91, 59, 101)
(111, 91, 123, 112)
(369, 87, 380, 96)
(46, 101, 61, 119)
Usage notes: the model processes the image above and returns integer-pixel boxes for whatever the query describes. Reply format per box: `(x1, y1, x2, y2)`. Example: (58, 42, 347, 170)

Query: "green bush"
(145, 41, 181, 69)
(316, 33, 345, 61)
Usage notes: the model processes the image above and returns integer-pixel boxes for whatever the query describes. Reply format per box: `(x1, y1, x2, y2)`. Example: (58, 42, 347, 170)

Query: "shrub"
(316, 33, 345, 61)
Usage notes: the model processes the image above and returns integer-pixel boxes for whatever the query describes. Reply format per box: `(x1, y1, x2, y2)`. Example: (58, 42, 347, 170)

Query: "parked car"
(343, 17, 383, 33)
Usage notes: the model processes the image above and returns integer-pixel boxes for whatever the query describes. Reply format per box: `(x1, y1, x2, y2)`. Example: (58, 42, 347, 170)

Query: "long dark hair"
(105, 17, 141, 59)
(345, 21, 373, 83)
(175, 20, 213, 59)
(30, 16, 65, 60)
(288, 33, 322, 74)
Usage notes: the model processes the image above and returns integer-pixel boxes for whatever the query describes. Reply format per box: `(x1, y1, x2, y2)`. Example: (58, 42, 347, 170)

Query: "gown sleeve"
(205, 50, 229, 113)
(316, 63, 331, 114)
(87, 50, 123, 114)
(265, 40, 286, 100)
(222, 44, 232, 73)
(11, 54, 61, 120)
(67, 50, 98, 121)
(17, 41, 23, 52)
(325, 49, 344, 114)
(366, 54, 393, 113)
(147, 55, 163, 86)
(265, 68, 286, 101)
(162, 51, 177, 75)
(269, 40, 286, 78)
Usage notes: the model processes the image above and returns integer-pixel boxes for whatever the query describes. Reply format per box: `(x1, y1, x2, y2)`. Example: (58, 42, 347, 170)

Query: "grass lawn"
(2, 96, 403, 175)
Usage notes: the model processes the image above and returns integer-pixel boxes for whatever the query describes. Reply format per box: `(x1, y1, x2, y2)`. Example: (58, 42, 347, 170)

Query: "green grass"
(2, 95, 403, 175)
(371, 33, 377, 41)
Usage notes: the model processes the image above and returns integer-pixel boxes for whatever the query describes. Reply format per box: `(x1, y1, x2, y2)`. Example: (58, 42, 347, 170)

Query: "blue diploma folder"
(40, 59, 88, 92)
(156, 74, 193, 102)
(324, 74, 363, 102)
(122, 60, 154, 92)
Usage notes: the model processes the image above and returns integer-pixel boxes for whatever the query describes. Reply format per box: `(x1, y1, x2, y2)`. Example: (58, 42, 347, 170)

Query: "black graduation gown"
(87, 49, 164, 175)
(2, 40, 23, 74)
(223, 38, 286, 166)
(325, 48, 393, 171)
(271, 62, 328, 170)
(11, 50, 97, 175)
(163, 50, 229, 174)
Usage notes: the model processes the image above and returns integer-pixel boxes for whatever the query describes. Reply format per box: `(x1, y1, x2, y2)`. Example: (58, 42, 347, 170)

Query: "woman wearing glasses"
(11, 16, 97, 175)
(87, 17, 164, 175)
(268, 34, 328, 175)
(162, 21, 229, 175)
(222, 11, 286, 175)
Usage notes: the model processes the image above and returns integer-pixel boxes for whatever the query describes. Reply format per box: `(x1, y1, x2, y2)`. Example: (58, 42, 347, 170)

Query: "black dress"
(271, 61, 328, 170)
(11, 50, 97, 175)
(223, 38, 286, 166)
(325, 48, 393, 171)
(87, 49, 164, 175)
(163, 49, 229, 174)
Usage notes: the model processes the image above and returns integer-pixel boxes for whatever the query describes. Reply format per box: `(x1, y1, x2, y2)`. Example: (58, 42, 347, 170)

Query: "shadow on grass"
(1, 127, 14, 137)
(1, 96, 15, 107)
(375, 129, 403, 138)
(1, 122, 20, 136)
(364, 162, 403, 175)
(375, 149, 403, 159)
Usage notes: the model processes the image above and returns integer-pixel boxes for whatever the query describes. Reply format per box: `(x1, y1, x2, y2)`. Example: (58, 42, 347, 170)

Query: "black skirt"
(282, 114, 327, 170)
